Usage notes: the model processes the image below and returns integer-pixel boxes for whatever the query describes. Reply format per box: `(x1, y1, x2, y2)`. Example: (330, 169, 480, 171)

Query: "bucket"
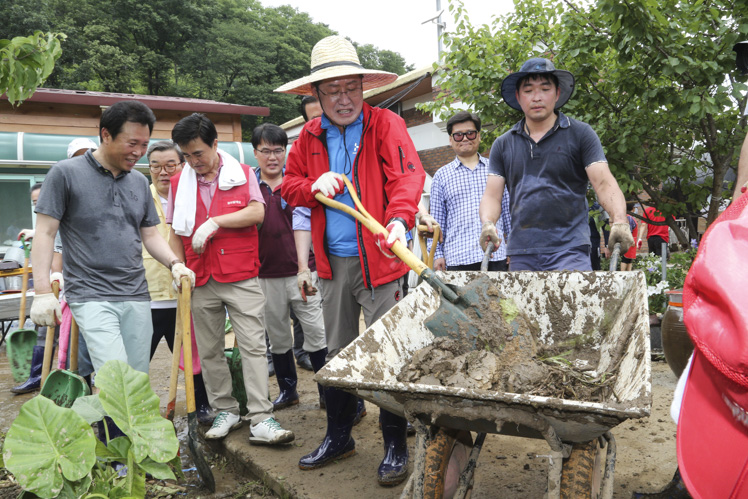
(661, 289, 693, 377)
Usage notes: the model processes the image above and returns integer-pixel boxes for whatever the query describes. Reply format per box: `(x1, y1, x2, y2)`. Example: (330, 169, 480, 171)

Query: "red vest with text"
(171, 166, 260, 287)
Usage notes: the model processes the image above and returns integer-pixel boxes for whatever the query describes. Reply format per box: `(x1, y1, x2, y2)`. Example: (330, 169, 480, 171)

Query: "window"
(0, 175, 42, 258)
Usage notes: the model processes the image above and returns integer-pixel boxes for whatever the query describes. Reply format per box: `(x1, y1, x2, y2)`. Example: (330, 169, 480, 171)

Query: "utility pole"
(422, 1, 446, 63)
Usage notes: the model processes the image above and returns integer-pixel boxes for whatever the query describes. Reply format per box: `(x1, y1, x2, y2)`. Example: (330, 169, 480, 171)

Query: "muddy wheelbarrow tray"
(316, 270, 651, 499)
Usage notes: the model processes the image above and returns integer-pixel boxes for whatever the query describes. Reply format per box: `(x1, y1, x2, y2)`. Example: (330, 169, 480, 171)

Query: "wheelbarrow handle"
(481, 242, 495, 272)
(417, 224, 441, 269)
(314, 177, 460, 303)
(609, 242, 621, 272)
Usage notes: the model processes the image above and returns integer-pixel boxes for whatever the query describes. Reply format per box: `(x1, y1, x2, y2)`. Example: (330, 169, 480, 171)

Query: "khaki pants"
(191, 277, 272, 425)
(260, 273, 326, 354)
(321, 256, 404, 359)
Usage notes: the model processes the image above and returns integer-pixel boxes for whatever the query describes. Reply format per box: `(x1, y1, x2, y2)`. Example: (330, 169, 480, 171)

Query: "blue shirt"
(488, 112, 606, 255)
(429, 155, 511, 266)
(321, 112, 363, 257)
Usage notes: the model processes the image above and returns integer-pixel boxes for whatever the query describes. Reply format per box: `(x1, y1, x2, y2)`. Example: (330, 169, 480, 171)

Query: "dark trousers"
(447, 260, 507, 271)
(648, 236, 668, 258)
(150, 308, 176, 360)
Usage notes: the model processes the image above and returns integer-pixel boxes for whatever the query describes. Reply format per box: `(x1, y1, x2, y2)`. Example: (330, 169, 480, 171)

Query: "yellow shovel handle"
(41, 280, 60, 386)
(314, 176, 428, 276)
(417, 224, 441, 269)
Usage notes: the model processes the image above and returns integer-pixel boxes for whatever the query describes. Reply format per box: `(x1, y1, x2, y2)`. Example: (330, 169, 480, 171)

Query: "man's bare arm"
(587, 162, 627, 224)
(142, 226, 180, 267)
(31, 214, 60, 294)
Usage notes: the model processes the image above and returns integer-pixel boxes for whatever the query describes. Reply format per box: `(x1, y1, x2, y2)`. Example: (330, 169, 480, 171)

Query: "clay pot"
(661, 290, 694, 377)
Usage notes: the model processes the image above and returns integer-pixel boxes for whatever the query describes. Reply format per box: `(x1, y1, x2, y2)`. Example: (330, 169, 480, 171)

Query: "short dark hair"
(516, 73, 559, 92)
(99, 100, 156, 140)
(300, 96, 319, 122)
(446, 111, 481, 135)
(30, 182, 43, 195)
(147, 140, 184, 163)
(171, 113, 218, 148)
(251, 123, 288, 149)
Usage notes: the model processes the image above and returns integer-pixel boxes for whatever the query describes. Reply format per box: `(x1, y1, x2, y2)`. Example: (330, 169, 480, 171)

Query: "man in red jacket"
(167, 113, 294, 446)
(277, 36, 425, 486)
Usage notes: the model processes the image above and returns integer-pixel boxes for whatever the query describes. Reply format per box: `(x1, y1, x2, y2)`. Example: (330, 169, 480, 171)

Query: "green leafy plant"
(633, 245, 698, 315)
(2, 360, 180, 498)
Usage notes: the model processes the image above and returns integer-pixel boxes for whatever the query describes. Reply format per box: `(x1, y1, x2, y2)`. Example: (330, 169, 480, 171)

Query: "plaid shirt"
(429, 155, 511, 266)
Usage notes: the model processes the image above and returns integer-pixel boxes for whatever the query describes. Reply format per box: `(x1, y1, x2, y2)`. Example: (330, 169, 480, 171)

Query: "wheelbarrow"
(315, 269, 651, 498)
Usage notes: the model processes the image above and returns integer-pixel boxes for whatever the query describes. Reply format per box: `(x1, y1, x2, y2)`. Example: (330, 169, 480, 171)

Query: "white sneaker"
(204, 411, 241, 440)
(249, 417, 295, 445)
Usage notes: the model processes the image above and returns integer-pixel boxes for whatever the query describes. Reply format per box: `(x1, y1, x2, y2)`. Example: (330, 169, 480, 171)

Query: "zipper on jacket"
(398, 145, 405, 174)
(354, 111, 373, 289)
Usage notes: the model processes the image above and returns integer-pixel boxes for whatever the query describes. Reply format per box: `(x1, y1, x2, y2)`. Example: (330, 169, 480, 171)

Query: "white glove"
(297, 269, 317, 302)
(17, 229, 35, 241)
(608, 222, 635, 254)
(311, 172, 345, 198)
(171, 262, 196, 290)
(479, 221, 501, 252)
(375, 220, 407, 258)
(30, 292, 62, 327)
(192, 218, 219, 254)
(50, 272, 64, 291)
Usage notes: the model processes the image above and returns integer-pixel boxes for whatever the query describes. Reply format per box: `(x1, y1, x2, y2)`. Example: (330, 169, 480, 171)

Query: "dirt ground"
(1, 336, 680, 498)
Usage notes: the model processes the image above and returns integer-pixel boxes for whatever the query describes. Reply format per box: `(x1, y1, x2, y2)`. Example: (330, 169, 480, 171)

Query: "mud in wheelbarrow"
(315, 270, 651, 498)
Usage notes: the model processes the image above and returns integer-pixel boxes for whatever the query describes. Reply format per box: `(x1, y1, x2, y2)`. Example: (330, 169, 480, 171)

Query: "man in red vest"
(167, 113, 294, 445)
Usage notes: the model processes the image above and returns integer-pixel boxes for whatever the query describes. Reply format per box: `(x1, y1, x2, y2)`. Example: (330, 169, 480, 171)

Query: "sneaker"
(249, 417, 295, 445)
(204, 411, 242, 440)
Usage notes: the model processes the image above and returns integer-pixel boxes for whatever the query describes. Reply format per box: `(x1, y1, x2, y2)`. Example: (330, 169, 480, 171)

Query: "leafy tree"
(352, 41, 416, 74)
(422, 0, 748, 242)
(0, 31, 65, 105)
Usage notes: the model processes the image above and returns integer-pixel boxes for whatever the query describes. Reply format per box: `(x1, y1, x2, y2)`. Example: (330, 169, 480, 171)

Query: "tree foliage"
(0, 31, 65, 105)
(0, 0, 413, 136)
(421, 0, 748, 241)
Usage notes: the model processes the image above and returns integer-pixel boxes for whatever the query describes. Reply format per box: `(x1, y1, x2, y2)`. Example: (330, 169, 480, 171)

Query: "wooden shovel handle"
(40, 280, 60, 386)
(18, 237, 31, 323)
(165, 297, 184, 421)
(178, 277, 196, 413)
(314, 176, 429, 276)
(70, 318, 79, 372)
(417, 225, 441, 269)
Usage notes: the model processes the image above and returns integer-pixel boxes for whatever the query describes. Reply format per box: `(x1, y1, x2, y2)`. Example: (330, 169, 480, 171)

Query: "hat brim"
(500, 70, 575, 111)
(275, 67, 398, 96)
(677, 351, 748, 498)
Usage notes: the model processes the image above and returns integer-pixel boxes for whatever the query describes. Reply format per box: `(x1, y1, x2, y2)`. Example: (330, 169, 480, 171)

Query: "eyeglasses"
(451, 130, 478, 142)
(257, 148, 286, 157)
(317, 83, 363, 101)
(149, 163, 181, 173)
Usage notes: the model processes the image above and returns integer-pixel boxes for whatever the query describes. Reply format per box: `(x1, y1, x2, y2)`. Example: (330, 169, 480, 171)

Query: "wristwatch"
(169, 259, 183, 270)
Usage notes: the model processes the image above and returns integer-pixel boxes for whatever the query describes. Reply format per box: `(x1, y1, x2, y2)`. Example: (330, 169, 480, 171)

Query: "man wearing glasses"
(428, 111, 512, 271)
(277, 35, 425, 486)
(251, 123, 327, 413)
(167, 114, 295, 446)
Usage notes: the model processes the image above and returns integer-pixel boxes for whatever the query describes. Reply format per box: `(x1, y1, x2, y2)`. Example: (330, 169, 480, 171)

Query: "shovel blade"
(7, 328, 38, 382)
(40, 369, 91, 408)
(187, 413, 216, 492)
(423, 273, 501, 350)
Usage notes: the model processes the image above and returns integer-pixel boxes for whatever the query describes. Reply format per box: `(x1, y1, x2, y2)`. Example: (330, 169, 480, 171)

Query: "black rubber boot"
(632, 467, 691, 498)
(97, 416, 126, 444)
(193, 373, 214, 425)
(271, 350, 299, 410)
(377, 409, 409, 486)
(299, 386, 357, 470)
(308, 348, 328, 409)
(353, 397, 367, 426)
(11, 346, 44, 394)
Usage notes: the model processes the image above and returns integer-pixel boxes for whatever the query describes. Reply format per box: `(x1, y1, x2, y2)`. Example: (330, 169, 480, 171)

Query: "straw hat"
(275, 36, 398, 96)
(500, 57, 575, 111)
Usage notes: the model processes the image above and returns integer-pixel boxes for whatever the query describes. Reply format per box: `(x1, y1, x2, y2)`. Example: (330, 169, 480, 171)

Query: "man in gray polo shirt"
(30, 100, 194, 375)
(479, 58, 633, 270)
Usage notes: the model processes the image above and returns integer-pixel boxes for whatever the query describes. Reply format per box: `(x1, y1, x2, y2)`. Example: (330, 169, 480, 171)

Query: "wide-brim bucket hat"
(500, 57, 575, 111)
(275, 36, 398, 96)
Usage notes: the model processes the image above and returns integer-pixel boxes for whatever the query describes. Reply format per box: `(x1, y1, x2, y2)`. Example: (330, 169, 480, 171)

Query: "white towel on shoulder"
(172, 148, 247, 236)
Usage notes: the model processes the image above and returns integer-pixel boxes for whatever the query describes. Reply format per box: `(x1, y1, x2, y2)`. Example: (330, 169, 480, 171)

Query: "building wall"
(417, 146, 455, 177)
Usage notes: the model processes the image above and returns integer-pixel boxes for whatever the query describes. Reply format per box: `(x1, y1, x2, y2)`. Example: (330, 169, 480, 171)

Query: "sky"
(260, 0, 516, 69)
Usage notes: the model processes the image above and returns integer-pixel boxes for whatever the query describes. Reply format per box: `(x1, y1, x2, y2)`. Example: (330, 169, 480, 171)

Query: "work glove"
(479, 221, 501, 252)
(31, 292, 62, 326)
(311, 172, 345, 198)
(608, 222, 635, 254)
(17, 229, 35, 241)
(192, 218, 219, 254)
(375, 220, 407, 259)
(50, 272, 64, 291)
(637, 239, 643, 249)
(171, 262, 196, 290)
(297, 269, 317, 302)
(417, 213, 443, 242)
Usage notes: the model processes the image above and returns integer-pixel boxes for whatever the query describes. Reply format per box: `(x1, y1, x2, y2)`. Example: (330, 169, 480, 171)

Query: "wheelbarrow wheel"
(423, 427, 473, 499)
(560, 439, 605, 499)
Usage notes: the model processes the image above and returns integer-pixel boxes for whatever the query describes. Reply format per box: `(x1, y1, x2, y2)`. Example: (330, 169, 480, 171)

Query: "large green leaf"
(95, 360, 179, 463)
(2, 396, 97, 498)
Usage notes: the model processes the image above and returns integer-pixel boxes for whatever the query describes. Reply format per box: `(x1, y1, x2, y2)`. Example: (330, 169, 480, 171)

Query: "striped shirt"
(429, 155, 511, 266)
